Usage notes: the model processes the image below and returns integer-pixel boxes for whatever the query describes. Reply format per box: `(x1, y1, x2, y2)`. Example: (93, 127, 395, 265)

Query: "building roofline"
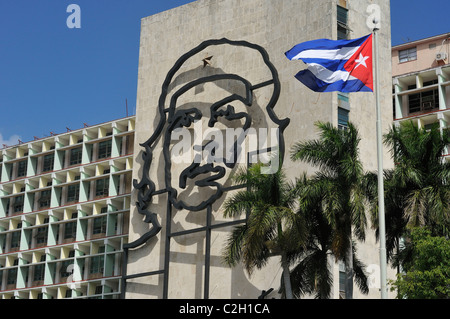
(392, 32, 450, 50)
(1, 115, 136, 151)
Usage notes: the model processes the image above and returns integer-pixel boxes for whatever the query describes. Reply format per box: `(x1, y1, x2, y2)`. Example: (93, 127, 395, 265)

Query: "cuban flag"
(285, 34, 373, 93)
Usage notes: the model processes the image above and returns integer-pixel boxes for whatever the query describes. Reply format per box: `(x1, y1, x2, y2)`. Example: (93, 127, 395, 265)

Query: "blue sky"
(0, 0, 449, 146)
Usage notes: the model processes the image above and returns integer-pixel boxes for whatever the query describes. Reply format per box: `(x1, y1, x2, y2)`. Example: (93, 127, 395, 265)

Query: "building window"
(95, 285, 103, 295)
(13, 195, 24, 213)
(399, 47, 417, 63)
(60, 260, 73, 279)
(39, 190, 51, 208)
(69, 147, 82, 166)
(408, 89, 439, 114)
(90, 246, 105, 275)
(90, 256, 104, 275)
(98, 140, 112, 160)
(35, 226, 48, 246)
(67, 184, 80, 203)
(95, 178, 109, 197)
(64, 221, 77, 240)
(17, 160, 27, 178)
(10, 231, 21, 250)
(337, 5, 349, 40)
(42, 154, 54, 172)
(7, 268, 17, 285)
(338, 108, 349, 130)
(93, 216, 107, 235)
(338, 93, 350, 130)
(33, 264, 45, 282)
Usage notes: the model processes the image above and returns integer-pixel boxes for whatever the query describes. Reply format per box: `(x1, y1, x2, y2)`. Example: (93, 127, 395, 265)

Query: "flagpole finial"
(372, 18, 380, 32)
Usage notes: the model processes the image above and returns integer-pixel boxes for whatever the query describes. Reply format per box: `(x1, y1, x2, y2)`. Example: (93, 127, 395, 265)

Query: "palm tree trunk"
(344, 243, 354, 299)
(281, 254, 294, 299)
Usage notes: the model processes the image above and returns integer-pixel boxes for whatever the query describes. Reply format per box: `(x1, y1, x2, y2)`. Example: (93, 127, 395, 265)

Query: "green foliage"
(365, 121, 450, 266)
(290, 122, 369, 298)
(390, 228, 450, 299)
(222, 162, 304, 274)
(383, 121, 450, 236)
(291, 122, 367, 258)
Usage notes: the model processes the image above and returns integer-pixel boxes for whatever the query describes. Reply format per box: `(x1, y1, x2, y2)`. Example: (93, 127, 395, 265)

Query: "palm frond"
(222, 224, 247, 267)
(352, 245, 369, 295)
(223, 190, 259, 218)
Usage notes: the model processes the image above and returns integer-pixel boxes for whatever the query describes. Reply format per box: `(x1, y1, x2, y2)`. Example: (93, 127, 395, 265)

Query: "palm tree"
(290, 122, 368, 299)
(366, 121, 450, 267)
(222, 162, 305, 299)
(385, 121, 450, 235)
(287, 174, 369, 298)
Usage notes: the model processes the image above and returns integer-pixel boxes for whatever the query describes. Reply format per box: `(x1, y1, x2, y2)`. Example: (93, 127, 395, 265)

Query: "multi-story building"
(392, 33, 450, 144)
(0, 116, 135, 299)
(1, 0, 397, 300)
(126, 0, 395, 299)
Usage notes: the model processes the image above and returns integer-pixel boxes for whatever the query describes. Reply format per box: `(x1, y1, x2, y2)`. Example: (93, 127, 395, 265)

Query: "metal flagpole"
(373, 26, 388, 299)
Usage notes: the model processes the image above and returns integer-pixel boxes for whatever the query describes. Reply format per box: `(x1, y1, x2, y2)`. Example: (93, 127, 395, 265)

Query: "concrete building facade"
(0, 117, 135, 299)
(125, 0, 395, 299)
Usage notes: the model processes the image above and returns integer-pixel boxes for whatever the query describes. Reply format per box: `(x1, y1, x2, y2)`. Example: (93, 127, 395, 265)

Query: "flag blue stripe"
(285, 34, 370, 61)
(295, 69, 372, 93)
(299, 58, 349, 72)
(285, 34, 372, 93)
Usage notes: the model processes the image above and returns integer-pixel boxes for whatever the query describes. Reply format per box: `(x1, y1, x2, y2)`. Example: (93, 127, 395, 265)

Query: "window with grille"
(60, 260, 72, 279)
(39, 190, 51, 208)
(337, 5, 349, 40)
(338, 93, 350, 130)
(338, 108, 349, 130)
(7, 268, 17, 285)
(98, 140, 112, 159)
(35, 226, 48, 245)
(95, 178, 109, 197)
(10, 231, 21, 250)
(33, 264, 45, 282)
(17, 160, 27, 178)
(93, 216, 107, 235)
(408, 88, 439, 114)
(399, 47, 417, 63)
(67, 184, 80, 203)
(64, 221, 77, 239)
(13, 195, 24, 213)
(69, 147, 82, 166)
(90, 246, 105, 274)
(42, 154, 54, 172)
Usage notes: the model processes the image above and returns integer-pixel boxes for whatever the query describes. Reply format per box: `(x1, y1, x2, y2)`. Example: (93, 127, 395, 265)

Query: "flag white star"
(354, 53, 369, 69)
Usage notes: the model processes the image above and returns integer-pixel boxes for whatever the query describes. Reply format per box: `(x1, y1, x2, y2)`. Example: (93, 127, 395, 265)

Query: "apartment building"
(0, 116, 135, 299)
(392, 33, 450, 148)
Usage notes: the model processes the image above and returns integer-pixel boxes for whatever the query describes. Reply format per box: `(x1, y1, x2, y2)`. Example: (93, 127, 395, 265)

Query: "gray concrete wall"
(127, 0, 394, 299)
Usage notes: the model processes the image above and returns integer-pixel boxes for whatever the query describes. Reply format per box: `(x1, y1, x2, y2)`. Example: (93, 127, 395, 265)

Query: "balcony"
(393, 65, 450, 121)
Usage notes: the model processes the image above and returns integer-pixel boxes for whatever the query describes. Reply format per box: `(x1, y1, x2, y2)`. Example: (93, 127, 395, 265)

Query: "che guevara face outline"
(164, 73, 256, 211)
(128, 38, 289, 247)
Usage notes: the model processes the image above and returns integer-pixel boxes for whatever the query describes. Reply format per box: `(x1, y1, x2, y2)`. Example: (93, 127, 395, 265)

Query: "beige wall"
(392, 34, 450, 77)
(127, 0, 394, 299)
